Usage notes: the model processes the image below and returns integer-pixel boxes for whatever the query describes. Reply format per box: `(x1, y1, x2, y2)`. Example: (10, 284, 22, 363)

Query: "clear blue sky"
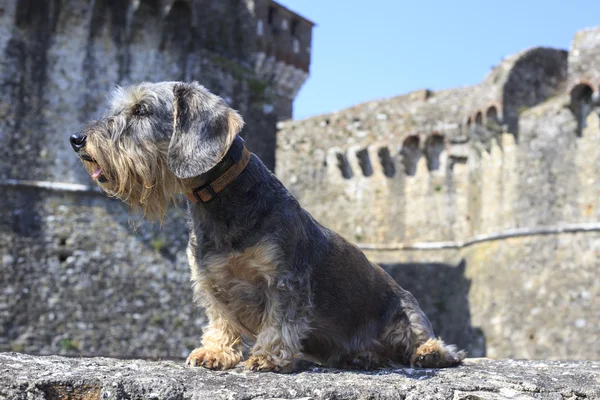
(282, 0, 600, 120)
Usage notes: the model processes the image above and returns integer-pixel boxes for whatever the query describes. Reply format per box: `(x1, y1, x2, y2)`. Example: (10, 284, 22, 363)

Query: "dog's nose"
(70, 133, 87, 151)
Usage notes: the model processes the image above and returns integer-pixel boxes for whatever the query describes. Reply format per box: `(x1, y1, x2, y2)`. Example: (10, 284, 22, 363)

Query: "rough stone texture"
(0, 188, 200, 359)
(567, 27, 600, 89)
(1, 352, 599, 400)
(253, 0, 314, 120)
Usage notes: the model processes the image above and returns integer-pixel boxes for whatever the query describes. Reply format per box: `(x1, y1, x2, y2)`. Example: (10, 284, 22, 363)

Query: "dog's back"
(187, 137, 465, 370)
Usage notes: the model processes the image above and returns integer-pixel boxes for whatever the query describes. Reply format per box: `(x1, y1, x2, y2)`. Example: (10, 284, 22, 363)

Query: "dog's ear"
(168, 82, 244, 179)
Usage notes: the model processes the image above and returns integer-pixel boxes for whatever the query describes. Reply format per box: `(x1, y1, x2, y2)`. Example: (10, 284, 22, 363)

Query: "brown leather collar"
(185, 146, 252, 203)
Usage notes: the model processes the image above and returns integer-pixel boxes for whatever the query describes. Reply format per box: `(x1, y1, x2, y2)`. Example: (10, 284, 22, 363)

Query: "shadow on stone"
(289, 360, 438, 380)
(380, 259, 486, 358)
(1, 187, 44, 238)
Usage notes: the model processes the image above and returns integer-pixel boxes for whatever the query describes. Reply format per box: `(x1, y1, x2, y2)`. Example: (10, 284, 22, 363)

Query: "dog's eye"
(133, 104, 150, 117)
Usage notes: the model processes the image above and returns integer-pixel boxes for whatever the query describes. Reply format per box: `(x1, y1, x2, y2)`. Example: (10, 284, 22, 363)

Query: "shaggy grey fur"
(72, 81, 465, 371)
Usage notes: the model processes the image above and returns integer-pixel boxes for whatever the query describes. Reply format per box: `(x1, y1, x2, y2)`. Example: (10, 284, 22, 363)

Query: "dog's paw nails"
(246, 357, 259, 371)
(187, 347, 240, 370)
(185, 355, 199, 367)
(246, 355, 288, 373)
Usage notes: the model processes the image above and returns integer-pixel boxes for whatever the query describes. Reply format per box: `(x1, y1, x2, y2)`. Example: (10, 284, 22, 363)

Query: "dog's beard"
(83, 134, 185, 222)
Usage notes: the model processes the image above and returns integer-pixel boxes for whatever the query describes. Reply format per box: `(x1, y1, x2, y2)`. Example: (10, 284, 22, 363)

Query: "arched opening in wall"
(400, 136, 421, 177)
(486, 106, 500, 127)
(356, 149, 373, 177)
(472, 111, 489, 141)
(336, 153, 353, 179)
(378, 147, 395, 178)
(475, 112, 483, 125)
(465, 116, 472, 134)
(569, 83, 594, 137)
(424, 134, 445, 171)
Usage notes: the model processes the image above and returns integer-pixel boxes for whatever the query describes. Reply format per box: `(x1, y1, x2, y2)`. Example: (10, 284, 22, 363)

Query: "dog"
(70, 81, 466, 372)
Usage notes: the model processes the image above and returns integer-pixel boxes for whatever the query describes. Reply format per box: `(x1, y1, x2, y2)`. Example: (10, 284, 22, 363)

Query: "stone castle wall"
(276, 27, 600, 360)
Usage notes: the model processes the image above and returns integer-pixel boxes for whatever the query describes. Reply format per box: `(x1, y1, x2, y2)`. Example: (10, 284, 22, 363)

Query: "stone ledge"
(1, 353, 599, 400)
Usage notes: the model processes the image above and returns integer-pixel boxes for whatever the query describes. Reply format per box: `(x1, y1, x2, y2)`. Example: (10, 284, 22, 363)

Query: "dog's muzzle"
(70, 132, 106, 182)
(70, 133, 87, 151)
(70, 133, 94, 162)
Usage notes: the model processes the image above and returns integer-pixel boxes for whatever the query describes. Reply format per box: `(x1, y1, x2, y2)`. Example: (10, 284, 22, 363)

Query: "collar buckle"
(193, 183, 218, 202)
(185, 145, 251, 204)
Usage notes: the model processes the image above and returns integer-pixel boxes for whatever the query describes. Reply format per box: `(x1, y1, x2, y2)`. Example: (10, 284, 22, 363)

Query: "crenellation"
(252, 0, 314, 120)
(276, 28, 599, 250)
(377, 146, 396, 178)
(569, 81, 596, 136)
(424, 133, 445, 171)
(328, 148, 352, 181)
(400, 135, 421, 176)
(567, 27, 600, 90)
(345, 144, 364, 181)
(355, 147, 374, 177)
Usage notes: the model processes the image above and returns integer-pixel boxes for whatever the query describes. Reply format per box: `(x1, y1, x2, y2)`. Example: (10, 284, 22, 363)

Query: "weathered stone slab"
(1, 352, 599, 399)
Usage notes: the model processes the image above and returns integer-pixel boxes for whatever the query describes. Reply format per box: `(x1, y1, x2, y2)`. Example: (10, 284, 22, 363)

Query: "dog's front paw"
(245, 354, 293, 373)
(186, 347, 241, 370)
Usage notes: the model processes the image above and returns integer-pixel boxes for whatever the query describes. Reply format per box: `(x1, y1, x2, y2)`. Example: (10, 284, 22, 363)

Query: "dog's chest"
(193, 242, 281, 333)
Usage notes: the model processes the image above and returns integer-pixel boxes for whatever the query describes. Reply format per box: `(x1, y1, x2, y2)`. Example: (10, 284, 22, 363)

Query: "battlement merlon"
(253, 0, 315, 120)
(568, 27, 600, 89)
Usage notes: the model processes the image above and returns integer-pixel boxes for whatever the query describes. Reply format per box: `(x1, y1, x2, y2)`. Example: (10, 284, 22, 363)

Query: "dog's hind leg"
(382, 291, 465, 368)
(410, 337, 466, 368)
(246, 325, 304, 373)
(245, 276, 312, 373)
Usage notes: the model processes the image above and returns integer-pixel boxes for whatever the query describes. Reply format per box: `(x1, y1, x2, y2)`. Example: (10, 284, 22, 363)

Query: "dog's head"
(71, 81, 244, 220)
